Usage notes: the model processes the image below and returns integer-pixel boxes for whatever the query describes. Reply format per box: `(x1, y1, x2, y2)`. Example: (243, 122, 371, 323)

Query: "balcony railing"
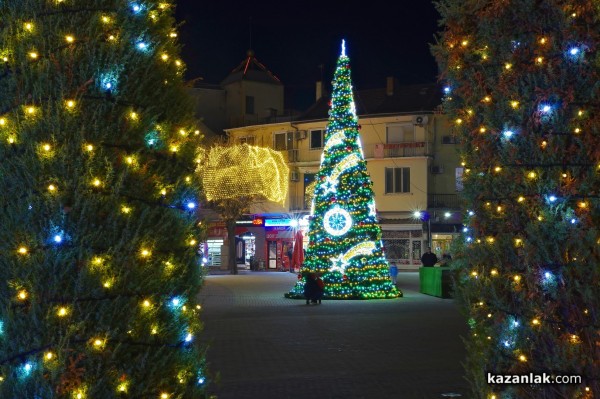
(371, 142, 431, 158)
(427, 194, 461, 209)
(282, 141, 432, 164)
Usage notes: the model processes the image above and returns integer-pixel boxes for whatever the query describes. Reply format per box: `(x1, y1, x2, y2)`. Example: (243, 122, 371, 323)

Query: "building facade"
(191, 55, 462, 271)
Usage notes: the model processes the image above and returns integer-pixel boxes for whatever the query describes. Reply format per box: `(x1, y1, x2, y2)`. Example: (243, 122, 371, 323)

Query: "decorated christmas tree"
(433, 1, 599, 397)
(287, 41, 401, 300)
(0, 1, 208, 397)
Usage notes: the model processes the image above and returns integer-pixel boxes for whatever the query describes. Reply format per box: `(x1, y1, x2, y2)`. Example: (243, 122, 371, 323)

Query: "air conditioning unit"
(290, 171, 300, 181)
(413, 115, 429, 126)
(295, 130, 307, 140)
(442, 135, 458, 144)
(430, 165, 444, 174)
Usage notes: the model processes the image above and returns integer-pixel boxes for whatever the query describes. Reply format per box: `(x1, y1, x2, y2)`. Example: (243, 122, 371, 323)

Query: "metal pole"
(428, 218, 432, 249)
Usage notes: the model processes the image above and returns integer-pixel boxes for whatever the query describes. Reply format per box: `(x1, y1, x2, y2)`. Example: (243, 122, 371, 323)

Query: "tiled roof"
(298, 82, 443, 121)
(220, 50, 282, 86)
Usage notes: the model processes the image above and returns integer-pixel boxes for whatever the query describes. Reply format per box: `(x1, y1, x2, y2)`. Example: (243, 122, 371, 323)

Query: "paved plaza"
(198, 271, 469, 399)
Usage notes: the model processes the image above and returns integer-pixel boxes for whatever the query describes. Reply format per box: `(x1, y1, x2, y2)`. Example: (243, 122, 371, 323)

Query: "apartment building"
(223, 79, 461, 270)
(192, 53, 462, 271)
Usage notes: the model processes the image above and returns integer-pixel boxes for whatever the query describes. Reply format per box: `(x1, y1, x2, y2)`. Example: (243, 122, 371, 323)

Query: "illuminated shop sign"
(265, 219, 292, 227)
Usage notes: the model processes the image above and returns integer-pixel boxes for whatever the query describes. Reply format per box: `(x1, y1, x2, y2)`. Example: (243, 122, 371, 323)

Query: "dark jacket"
(421, 252, 438, 267)
(304, 275, 319, 300)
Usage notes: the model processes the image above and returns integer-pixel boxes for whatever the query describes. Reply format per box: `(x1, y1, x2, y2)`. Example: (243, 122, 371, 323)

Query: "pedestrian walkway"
(198, 271, 469, 399)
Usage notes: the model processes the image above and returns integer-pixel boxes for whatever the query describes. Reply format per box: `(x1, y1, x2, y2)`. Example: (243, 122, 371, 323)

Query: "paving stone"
(198, 272, 469, 399)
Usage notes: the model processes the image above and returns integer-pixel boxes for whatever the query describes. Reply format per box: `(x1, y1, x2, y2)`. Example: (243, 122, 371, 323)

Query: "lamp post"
(414, 210, 432, 249)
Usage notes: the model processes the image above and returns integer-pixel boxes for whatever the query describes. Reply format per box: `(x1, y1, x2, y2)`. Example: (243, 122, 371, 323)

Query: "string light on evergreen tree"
(286, 40, 401, 300)
(0, 0, 208, 397)
(433, 1, 599, 397)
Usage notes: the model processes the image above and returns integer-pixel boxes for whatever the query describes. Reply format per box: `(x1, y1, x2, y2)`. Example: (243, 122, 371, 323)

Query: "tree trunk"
(226, 218, 238, 275)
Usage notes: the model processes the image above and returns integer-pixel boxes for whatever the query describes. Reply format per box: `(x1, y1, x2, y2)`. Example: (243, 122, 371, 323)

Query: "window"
(239, 136, 255, 145)
(386, 124, 414, 143)
(310, 129, 325, 149)
(385, 167, 410, 193)
(245, 95, 255, 115)
(455, 167, 464, 192)
(274, 132, 293, 151)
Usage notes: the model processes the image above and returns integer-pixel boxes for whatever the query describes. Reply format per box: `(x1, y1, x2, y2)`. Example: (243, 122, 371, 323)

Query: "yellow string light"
(513, 275, 521, 282)
(535, 56, 544, 64)
(510, 101, 519, 108)
(517, 196, 525, 202)
(117, 382, 128, 393)
(65, 35, 74, 43)
(140, 249, 151, 258)
(201, 144, 289, 205)
(142, 299, 151, 308)
(45, 352, 54, 361)
(48, 184, 57, 192)
(18, 246, 28, 255)
(57, 307, 69, 317)
(92, 178, 101, 187)
(539, 37, 547, 44)
(161, 53, 169, 61)
(532, 318, 540, 325)
(527, 171, 536, 179)
(17, 290, 28, 300)
(24, 22, 34, 31)
(0, 117, 6, 125)
(490, 269, 498, 276)
(92, 339, 104, 348)
(518, 354, 527, 362)
(65, 100, 76, 109)
(121, 205, 132, 214)
(29, 52, 38, 59)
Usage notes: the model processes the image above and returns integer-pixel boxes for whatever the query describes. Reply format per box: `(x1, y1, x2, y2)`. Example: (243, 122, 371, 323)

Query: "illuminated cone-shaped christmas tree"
(433, 0, 599, 397)
(287, 41, 401, 299)
(0, 1, 207, 397)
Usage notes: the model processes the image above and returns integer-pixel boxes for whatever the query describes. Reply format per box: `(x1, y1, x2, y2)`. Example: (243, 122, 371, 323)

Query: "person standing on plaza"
(389, 261, 399, 285)
(303, 272, 319, 305)
(421, 247, 438, 267)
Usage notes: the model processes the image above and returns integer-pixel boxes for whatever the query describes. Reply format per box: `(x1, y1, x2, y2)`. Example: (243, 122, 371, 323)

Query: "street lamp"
(414, 210, 432, 248)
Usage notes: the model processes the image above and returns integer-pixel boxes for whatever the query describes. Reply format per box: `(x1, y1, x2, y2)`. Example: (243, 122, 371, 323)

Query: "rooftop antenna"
(248, 16, 253, 51)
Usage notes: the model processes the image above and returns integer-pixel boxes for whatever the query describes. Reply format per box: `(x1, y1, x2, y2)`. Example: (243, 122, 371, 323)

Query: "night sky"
(174, 0, 442, 109)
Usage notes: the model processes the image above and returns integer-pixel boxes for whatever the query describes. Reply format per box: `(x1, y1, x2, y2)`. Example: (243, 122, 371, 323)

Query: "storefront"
(204, 218, 266, 270)
(264, 219, 295, 271)
(380, 223, 424, 270)
(205, 216, 310, 272)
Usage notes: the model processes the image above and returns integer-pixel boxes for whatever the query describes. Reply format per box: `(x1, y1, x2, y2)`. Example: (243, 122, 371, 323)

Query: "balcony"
(427, 194, 461, 209)
(283, 141, 433, 165)
(372, 142, 432, 158)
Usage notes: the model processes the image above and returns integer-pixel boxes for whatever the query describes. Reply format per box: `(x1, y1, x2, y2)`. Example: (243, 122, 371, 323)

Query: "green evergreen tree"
(0, 1, 208, 397)
(287, 41, 401, 300)
(433, 1, 599, 397)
